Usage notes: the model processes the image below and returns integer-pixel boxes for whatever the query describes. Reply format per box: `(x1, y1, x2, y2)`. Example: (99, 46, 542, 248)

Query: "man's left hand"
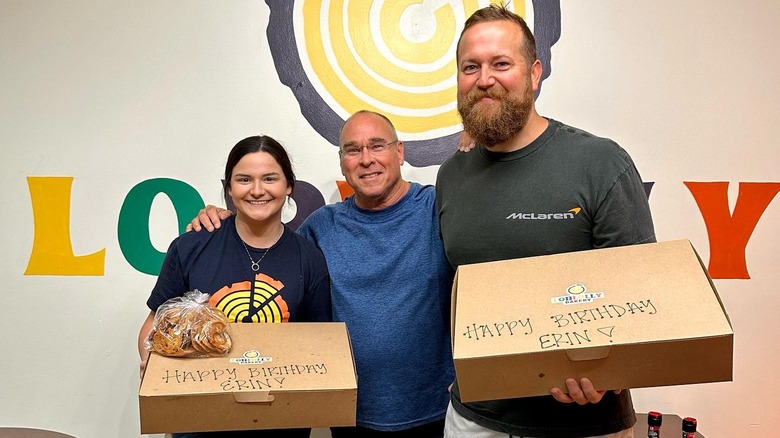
(550, 378, 621, 405)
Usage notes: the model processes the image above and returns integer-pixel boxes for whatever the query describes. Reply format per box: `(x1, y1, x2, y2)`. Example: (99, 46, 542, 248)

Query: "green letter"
(118, 178, 204, 275)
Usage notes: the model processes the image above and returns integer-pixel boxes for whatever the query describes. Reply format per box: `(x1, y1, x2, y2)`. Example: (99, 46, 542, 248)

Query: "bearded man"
(436, 4, 656, 438)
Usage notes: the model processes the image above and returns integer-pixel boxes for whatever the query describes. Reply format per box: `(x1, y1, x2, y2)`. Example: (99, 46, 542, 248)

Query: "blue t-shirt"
(297, 183, 455, 431)
(148, 216, 331, 323)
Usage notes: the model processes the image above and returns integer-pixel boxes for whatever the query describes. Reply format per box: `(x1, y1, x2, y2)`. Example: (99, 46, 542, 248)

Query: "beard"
(457, 82, 534, 148)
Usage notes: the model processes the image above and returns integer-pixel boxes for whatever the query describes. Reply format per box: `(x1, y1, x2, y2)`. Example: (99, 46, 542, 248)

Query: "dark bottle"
(647, 411, 662, 437)
(682, 417, 697, 438)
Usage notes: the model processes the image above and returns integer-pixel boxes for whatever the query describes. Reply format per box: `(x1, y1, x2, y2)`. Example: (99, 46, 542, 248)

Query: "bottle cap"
(647, 411, 663, 427)
(682, 417, 697, 432)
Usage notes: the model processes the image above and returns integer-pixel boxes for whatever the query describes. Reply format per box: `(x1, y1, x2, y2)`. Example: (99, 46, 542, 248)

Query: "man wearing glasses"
(190, 110, 455, 437)
(297, 110, 454, 437)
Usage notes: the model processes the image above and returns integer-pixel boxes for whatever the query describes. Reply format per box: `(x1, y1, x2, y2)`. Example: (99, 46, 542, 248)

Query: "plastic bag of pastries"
(146, 290, 233, 357)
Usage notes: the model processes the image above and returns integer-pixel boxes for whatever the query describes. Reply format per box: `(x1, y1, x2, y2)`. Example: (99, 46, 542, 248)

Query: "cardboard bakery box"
(451, 239, 733, 403)
(139, 322, 357, 434)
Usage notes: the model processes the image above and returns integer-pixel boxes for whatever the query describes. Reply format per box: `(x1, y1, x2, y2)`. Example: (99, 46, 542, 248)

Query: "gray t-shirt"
(436, 119, 655, 437)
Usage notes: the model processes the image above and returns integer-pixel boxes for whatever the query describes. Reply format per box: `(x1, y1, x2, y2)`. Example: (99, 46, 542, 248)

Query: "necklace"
(240, 225, 284, 272)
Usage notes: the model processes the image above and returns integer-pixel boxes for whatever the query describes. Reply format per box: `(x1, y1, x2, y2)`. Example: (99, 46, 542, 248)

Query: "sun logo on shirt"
(209, 273, 290, 323)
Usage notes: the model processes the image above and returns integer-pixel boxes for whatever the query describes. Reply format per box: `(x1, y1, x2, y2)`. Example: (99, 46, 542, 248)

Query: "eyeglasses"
(339, 140, 398, 160)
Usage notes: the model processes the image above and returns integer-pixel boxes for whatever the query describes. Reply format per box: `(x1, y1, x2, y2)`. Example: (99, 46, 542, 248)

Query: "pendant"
(251, 262, 260, 272)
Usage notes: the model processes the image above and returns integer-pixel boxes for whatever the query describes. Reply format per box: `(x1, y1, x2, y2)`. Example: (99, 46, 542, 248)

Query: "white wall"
(1, 1, 778, 437)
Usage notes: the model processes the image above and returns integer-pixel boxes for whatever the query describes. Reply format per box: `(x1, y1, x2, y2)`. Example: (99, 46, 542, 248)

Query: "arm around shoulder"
(186, 205, 232, 232)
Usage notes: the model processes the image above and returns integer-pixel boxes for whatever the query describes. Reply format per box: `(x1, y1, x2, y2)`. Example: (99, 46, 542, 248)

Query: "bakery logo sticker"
(265, 0, 561, 167)
(230, 349, 273, 365)
(550, 283, 605, 305)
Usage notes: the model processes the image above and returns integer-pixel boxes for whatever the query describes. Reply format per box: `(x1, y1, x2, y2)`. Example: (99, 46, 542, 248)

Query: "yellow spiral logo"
(266, 0, 559, 166)
(297, 0, 522, 137)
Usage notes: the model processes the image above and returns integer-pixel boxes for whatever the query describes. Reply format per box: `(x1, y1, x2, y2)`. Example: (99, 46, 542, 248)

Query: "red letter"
(685, 182, 780, 279)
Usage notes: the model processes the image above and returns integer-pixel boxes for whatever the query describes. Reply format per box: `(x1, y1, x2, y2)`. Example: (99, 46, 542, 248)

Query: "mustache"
(463, 86, 508, 105)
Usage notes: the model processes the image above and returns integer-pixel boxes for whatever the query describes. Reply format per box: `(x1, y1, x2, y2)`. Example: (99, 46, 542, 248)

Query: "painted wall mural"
(265, 0, 560, 166)
(23, 176, 778, 279)
(18, 1, 780, 280)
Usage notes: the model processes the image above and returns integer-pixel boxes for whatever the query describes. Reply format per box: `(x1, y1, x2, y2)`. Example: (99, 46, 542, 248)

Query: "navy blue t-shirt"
(147, 216, 331, 323)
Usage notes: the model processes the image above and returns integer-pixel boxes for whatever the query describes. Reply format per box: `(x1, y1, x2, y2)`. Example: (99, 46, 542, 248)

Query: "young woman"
(138, 136, 332, 438)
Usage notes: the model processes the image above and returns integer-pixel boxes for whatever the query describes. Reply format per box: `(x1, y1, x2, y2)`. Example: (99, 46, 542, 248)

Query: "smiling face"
(339, 112, 407, 210)
(456, 20, 542, 148)
(228, 151, 292, 227)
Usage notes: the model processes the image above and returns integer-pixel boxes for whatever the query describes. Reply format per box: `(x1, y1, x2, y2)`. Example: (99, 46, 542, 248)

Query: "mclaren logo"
(506, 207, 582, 220)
